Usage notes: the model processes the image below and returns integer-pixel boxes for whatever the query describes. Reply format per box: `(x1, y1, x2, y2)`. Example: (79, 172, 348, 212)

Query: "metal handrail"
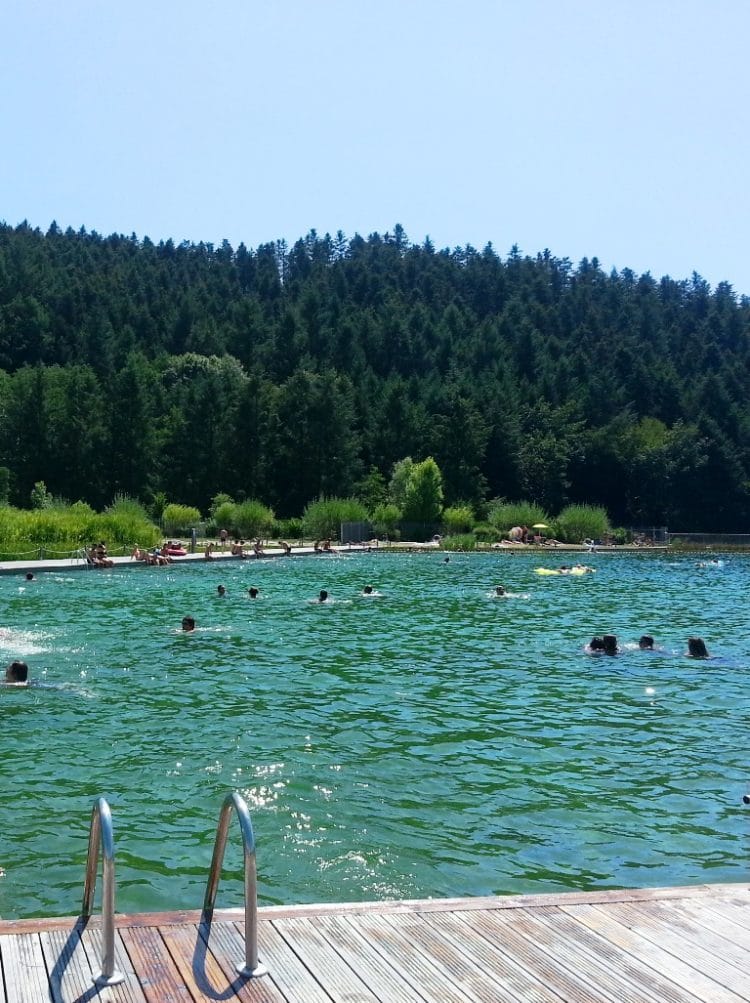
(81, 797, 125, 986)
(203, 792, 268, 977)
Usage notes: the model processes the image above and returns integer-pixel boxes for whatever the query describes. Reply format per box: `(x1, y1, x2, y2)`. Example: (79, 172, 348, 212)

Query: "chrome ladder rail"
(81, 797, 125, 986)
(203, 792, 268, 977)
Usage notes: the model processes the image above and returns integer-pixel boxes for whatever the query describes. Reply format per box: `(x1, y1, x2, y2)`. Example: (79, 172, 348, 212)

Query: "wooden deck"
(0, 883, 748, 1002)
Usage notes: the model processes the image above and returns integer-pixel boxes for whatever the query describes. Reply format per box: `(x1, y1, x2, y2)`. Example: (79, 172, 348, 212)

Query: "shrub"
(0, 466, 10, 505)
(442, 534, 477, 551)
(234, 499, 275, 539)
(277, 517, 304, 540)
(371, 503, 401, 538)
(209, 493, 234, 519)
(554, 504, 610, 544)
(212, 501, 237, 535)
(0, 503, 160, 559)
(107, 494, 150, 521)
(148, 491, 168, 521)
(30, 481, 53, 510)
(302, 497, 369, 540)
(162, 503, 202, 535)
(473, 522, 502, 542)
(488, 500, 550, 534)
(401, 457, 444, 524)
(442, 504, 475, 535)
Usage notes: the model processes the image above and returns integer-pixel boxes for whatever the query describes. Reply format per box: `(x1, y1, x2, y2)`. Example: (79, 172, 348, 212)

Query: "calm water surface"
(0, 550, 748, 919)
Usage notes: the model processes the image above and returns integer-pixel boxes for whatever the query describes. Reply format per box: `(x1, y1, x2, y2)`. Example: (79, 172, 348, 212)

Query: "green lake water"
(0, 550, 747, 920)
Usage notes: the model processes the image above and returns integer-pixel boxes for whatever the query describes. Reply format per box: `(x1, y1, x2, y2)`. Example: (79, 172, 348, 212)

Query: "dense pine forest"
(0, 220, 748, 529)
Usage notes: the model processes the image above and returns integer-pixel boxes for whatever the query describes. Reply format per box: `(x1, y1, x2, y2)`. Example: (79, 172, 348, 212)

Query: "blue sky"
(2, 1, 749, 293)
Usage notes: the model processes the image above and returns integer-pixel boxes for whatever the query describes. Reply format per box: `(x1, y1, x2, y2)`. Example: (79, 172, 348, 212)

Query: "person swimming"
(494, 585, 506, 596)
(587, 636, 606, 652)
(318, 590, 329, 603)
(638, 635, 655, 649)
(248, 587, 259, 599)
(687, 637, 709, 658)
(3, 660, 29, 686)
(217, 585, 226, 597)
(181, 616, 196, 632)
(362, 585, 374, 595)
(602, 634, 618, 655)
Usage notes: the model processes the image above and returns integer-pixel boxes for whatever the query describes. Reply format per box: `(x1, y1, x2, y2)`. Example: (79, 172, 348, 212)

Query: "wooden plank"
(160, 923, 234, 1003)
(79, 925, 150, 1002)
(575, 903, 743, 1003)
(379, 908, 550, 1003)
(633, 899, 750, 965)
(194, 921, 290, 1003)
(348, 910, 503, 1003)
(118, 925, 194, 1003)
(0, 932, 49, 1003)
(519, 904, 699, 1003)
(161, 922, 283, 1003)
(1, 884, 748, 936)
(274, 915, 383, 1003)
(481, 904, 672, 1003)
(694, 900, 750, 934)
(42, 926, 102, 1002)
(0, 938, 6, 1003)
(255, 919, 334, 1003)
(453, 906, 634, 1003)
(314, 913, 433, 1003)
(255, 882, 750, 921)
(427, 907, 610, 1003)
(1, 886, 750, 1003)
(605, 902, 750, 1002)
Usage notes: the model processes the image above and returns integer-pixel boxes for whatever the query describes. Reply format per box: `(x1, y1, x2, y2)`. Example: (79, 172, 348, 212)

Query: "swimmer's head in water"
(5, 660, 29, 682)
(639, 635, 654, 649)
(687, 636, 709, 658)
(602, 634, 618, 654)
(319, 590, 328, 602)
(217, 585, 226, 596)
(25, 572, 35, 581)
(248, 587, 259, 599)
(181, 616, 196, 631)
(363, 585, 373, 594)
(589, 636, 605, 651)
(495, 585, 505, 595)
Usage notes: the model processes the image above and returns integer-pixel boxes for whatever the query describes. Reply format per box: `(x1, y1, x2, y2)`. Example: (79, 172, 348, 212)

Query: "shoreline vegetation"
(0, 491, 669, 565)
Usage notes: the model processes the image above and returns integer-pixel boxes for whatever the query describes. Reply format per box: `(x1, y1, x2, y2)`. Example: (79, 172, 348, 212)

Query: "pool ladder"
(81, 792, 267, 986)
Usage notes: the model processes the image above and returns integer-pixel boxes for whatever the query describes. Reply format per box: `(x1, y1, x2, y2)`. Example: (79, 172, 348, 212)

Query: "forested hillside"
(1, 220, 748, 528)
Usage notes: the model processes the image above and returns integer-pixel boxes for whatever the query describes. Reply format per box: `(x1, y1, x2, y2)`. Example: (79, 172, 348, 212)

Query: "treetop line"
(0, 221, 747, 529)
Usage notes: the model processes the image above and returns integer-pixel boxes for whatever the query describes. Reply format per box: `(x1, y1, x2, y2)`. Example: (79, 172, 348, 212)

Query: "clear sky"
(2, 1, 749, 294)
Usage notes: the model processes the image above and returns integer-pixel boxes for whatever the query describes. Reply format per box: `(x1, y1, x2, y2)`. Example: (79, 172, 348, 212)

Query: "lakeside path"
(0, 883, 748, 1001)
(0, 542, 667, 577)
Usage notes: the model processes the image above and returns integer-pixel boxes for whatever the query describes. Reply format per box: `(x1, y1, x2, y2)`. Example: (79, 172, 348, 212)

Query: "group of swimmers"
(587, 635, 710, 658)
(181, 583, 379, 629)
(216, 584, 259, 599)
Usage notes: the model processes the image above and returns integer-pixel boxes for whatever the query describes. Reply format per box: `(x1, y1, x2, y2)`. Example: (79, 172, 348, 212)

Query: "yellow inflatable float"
(534, 566, 595, 576)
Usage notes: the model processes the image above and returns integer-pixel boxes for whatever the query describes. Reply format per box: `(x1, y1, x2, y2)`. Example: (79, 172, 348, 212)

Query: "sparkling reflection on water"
(0, 551, 747, 919)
